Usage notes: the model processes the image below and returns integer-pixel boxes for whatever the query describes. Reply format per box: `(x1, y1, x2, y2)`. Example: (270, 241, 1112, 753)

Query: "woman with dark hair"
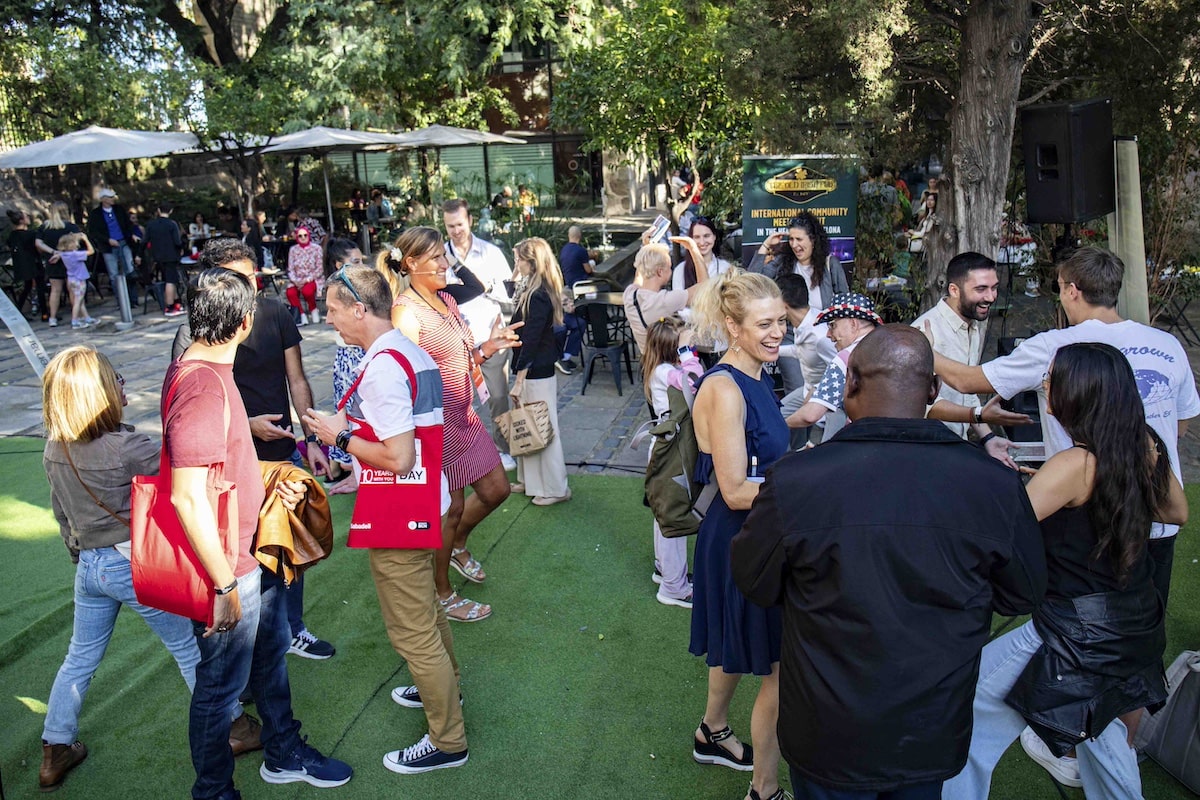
(672, 216, 731, 291)
(944, 342, 1187, 799)
(324, 237, 366, 491)
(381, 227, 521, 622)
(240, 216, 265, 271)
(6, 209, 44, 318)
(748, 211, 847, 409)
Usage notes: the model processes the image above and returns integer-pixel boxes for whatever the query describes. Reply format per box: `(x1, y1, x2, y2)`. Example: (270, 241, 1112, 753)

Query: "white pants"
(515, 376, 569, 498)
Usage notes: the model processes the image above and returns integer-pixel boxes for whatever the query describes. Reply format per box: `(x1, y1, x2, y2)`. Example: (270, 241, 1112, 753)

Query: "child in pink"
(286, 226, 324, 325)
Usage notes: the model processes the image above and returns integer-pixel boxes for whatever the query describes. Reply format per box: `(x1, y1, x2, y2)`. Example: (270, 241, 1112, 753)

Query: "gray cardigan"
(746, 251, 848, 309)
(43, 428, 159, 558)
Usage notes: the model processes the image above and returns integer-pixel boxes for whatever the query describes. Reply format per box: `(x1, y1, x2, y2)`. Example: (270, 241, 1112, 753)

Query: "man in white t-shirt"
(932, 246, 1200, 605)
(442, 199, 515, 464)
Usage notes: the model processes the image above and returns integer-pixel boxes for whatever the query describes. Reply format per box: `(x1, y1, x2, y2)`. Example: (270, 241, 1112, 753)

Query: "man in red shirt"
(166, 268, 351, 798)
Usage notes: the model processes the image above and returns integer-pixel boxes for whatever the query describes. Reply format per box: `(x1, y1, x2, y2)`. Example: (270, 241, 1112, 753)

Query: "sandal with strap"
(747, 785, 790, 800)
(439, 591, 492, 623)
(693, 720, 753, 771)
(450, 548, 487, 583)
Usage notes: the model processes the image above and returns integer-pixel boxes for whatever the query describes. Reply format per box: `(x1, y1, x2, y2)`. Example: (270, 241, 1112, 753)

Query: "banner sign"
(741, 155, 858, 267)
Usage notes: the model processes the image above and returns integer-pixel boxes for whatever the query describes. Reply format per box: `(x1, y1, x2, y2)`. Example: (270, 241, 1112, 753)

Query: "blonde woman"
(38, 347, 200, 790)
(380, 227, 521, 622)
(35, 200, 81, 327)
(509, 237, 570, 505)
(688, 270, 789, 800)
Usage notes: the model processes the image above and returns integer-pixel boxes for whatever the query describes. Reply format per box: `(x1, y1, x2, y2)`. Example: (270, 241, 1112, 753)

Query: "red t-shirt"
(162, 359, 265, 577)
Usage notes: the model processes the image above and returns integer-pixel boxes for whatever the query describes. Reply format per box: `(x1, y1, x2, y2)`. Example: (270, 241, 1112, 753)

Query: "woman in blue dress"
(688, 270, 791, 800)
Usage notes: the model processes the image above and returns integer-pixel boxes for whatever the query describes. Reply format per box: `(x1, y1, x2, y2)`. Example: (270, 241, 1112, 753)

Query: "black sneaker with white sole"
(289, 629, 335, 660)
(383, 734, 468, 774)
(391, 685, 464, 709)
(555, 358, 578, 375)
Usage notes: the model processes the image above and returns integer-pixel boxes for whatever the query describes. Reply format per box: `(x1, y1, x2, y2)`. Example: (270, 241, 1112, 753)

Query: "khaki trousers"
(368, 548, 467, 752)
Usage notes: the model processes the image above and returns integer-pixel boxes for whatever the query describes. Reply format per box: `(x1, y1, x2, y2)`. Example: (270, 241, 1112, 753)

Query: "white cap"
(98, 188, 117, 199)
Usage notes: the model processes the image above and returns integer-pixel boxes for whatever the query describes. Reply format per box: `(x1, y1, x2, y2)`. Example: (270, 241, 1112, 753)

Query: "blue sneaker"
(260, 738, 352, 788)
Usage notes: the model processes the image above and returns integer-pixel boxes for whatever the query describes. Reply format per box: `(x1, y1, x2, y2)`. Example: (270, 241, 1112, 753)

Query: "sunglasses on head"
(329, 266, 363, 304)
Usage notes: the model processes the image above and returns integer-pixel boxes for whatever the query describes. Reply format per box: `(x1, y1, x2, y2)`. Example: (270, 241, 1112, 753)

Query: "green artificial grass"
(1, 434, 1198, 798)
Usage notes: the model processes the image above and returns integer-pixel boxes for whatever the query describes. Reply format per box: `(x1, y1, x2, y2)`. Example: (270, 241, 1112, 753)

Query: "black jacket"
(1006, 585, 1167, 756)
(87, 203, 136, 254)
(145, 216, 183, 264)
(732, 417, 1046, 792)
(511, 286, 558, 379)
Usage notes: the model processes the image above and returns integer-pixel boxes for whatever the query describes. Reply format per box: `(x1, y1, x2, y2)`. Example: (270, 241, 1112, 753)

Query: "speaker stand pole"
(1109, 136, 1150, 324)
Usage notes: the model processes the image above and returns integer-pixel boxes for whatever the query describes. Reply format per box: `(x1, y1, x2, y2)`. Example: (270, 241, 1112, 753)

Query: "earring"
(730, 335, 742, 354)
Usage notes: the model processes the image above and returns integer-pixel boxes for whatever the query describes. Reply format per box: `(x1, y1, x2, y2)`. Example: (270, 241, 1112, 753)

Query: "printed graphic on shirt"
(1135, 369, 1172, 405)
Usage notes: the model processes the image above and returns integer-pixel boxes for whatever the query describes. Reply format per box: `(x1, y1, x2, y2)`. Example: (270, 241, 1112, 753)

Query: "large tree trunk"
(924, 0, 1034, 312)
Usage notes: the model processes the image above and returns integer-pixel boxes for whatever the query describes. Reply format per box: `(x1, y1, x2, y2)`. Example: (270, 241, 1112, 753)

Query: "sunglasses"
(329, 266, 363, 304)
(116, 373, 125, 386)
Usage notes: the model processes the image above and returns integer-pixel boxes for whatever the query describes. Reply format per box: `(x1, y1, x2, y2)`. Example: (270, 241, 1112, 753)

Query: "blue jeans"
(43, 547, 199, 744)
(101, 242, 138, 304)
(941, 620, 1142, 800)
(190, 567, 301, 800)
(555, 312, 586, 360)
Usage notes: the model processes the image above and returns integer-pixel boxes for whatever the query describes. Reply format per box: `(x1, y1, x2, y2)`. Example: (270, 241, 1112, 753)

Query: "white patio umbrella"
(389, 124, 524, 148)
(0, 125, 200, 169)
(258, 126, 412, 227)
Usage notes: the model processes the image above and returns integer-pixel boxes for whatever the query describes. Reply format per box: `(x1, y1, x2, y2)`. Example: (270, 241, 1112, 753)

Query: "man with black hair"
(912, 251, 1015, 466)
(166, 268, 352, 797)
(172, 238, 337, 661)
(732, 325, 1044, 800)
(145, 202, 186, 316)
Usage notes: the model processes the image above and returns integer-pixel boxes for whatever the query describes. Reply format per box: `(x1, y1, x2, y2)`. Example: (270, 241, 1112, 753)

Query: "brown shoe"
(39, 740, 87, 791)
(229, 712, 263, 756)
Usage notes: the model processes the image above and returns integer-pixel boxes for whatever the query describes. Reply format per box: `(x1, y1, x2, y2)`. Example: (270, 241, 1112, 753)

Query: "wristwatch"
(214, 579, 237, 595)
(305, 433, 319, 444)
(972, 405, 984, 424)
(335, 428, 353, 451)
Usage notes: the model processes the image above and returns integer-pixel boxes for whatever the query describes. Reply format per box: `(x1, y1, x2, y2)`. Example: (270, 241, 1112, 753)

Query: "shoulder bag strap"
(62, 442, 130, 526)
(631, 289, 650, 328)
(339, 348, 419, 412)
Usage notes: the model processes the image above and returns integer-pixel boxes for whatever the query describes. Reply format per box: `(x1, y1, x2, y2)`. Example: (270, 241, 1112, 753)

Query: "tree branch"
(1017, 76, 1080, 107)
(153, 1, 213, 65)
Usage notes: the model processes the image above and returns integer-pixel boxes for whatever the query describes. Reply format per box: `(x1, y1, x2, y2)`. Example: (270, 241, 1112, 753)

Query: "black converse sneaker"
(390, 685, 464, 709)
(382, 734, 468, 774)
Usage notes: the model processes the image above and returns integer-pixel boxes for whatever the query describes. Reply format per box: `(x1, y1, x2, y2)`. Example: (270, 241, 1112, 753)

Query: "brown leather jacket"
(257, 461, 333, 584)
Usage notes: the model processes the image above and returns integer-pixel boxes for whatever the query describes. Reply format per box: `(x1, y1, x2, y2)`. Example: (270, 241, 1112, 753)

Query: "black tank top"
(1041, 503, 1152, 599)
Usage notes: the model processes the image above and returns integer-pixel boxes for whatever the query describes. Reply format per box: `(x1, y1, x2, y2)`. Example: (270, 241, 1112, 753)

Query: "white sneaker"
(1020, 726, 1082, 788)
(499, 452, 517, 471)
(310, 309, 320, 323)
(47, 317, 58, 327)
(298, 312, 308, 326)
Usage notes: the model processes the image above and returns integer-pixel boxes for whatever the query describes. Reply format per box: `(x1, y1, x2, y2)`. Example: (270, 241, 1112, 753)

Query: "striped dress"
(396, 291, 501, 491)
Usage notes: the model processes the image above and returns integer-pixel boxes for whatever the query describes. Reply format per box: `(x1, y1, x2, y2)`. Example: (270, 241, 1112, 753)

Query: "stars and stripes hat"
(815, 292, 884, 326)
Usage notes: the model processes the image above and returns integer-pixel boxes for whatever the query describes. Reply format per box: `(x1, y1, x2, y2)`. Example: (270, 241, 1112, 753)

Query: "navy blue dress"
(689, 364, 789, 675)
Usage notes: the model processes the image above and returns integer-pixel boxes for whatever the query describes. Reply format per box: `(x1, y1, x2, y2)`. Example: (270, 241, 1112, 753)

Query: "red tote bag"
(340, 349, 443, 549)
(130, 365, 239, 626)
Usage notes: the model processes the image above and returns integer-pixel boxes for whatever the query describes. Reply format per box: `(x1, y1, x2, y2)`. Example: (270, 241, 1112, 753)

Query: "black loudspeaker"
(1021, 97, 1114, 224)
(997, 336, 1044, 444)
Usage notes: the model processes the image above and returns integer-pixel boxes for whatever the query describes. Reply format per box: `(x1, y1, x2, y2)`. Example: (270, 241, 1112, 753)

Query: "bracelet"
(978, 432, 997, 448)
(972, 405, 984, 424)
(214, 579, 237, 595)
(475, 345, 489, 364)
(335, 428, 353, 451)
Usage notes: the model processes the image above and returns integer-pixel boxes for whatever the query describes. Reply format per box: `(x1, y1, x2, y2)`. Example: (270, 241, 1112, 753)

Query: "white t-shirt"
(983, 318, 1200, 538)
(350, 329, 451, 513)
(671, 256, 731, 292)
(795, 263, 822, 327)
(650, 362, 675, 418)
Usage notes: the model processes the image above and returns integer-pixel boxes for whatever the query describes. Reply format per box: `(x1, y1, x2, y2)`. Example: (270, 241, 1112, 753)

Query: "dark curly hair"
(680, 216, 720, 290)
(774, 211, 832, 289)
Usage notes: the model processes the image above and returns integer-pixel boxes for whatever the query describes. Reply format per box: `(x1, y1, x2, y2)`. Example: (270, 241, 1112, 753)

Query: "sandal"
(746, 785, 789, 800)
(439, 591, 492, 623)
(509, 482, 525, 494)
(693, 720, 753, 771)
(450, 548, 487, 583)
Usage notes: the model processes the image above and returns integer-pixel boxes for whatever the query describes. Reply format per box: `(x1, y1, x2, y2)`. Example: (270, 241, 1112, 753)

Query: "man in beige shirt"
(913, 251, 1015, 466)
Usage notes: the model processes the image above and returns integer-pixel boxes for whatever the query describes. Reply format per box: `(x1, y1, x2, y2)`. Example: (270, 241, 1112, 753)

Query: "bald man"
(732, 325, 1045, 800)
